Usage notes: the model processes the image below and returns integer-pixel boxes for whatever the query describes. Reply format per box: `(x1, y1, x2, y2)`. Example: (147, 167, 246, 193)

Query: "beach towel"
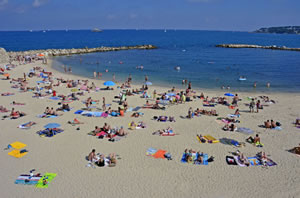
(8, 149, 28, 158)
(181, 153, 208, 165)
(10, 141, 26, 149)
(197, 135, 219, 143)
(247, 157, 262, 166)
(237, 127, 254, 135)
(15, 175, 42, 185)
(36, 173, 57, 188)
(146, 148, 158, 156)
(49, 97, 60, 100)
(18, 122, 36, 129)
(153, 150, 167, 159)
(228, 114, 240, 118)
(203, 104, 215, 107)
(37, 114, 57, 118)
(233, 156, 248, 167)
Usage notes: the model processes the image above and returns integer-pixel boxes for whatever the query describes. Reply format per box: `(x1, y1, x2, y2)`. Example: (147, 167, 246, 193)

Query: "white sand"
(0, 59, 300, 198)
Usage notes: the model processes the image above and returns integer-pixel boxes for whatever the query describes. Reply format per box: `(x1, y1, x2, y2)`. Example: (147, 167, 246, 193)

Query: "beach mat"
(8, 149, 28, 158)
(181, 153, 208, 165)
(36, 173, 57, 188)
(10, 141, 26, 149)
(15, 175, 42, 185)
(153, 150, 166, 159)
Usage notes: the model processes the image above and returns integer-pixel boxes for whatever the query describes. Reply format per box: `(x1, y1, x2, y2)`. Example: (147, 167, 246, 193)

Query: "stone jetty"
(216, 44, 300, 52)
(7, 45, 157, 58)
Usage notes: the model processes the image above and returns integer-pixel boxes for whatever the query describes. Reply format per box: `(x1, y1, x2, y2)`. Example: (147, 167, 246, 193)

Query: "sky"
(0, 0, 299, 31)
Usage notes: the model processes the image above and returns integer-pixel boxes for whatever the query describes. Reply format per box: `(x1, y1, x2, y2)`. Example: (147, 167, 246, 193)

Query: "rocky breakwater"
(0, 48, 9, 64)
(216, 44, 300, 52)
(7, 45, 158, 58)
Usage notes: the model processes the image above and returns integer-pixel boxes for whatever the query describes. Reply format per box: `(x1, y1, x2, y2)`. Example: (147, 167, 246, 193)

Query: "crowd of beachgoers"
(1, 55, 300, 197)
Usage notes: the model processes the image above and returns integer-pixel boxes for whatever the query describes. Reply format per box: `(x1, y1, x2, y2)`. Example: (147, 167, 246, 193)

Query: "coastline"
(0, 59, 300, 198)
(49, 57, 300, 94)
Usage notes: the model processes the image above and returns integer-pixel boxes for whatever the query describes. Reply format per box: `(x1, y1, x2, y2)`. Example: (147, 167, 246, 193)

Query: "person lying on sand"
(0, 105, 9, 113)
(68, 118, 84, 125)
(289, 144, 300, 155)
(11, 101, 25, 105)
(295, 119, 300, 126)
(24, 121, 36, 127)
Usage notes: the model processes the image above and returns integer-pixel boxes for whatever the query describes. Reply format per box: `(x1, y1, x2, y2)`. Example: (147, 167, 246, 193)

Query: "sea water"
(1, 30, 300, 92)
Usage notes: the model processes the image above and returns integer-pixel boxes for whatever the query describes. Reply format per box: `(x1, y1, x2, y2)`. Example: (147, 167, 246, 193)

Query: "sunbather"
(11, 101, 25, 105)
(289, 144, 300, 155)
(23, 121, 36, 128)
(68, 118, 84, 125)
(88, 149, 97, 162)
(116, 126, 127, 136)
(247, 134, 262, 147)
(264, 120, 271, 128)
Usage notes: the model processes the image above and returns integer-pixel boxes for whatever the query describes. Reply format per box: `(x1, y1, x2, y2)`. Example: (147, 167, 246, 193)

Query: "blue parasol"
(103, 81, 115, 86)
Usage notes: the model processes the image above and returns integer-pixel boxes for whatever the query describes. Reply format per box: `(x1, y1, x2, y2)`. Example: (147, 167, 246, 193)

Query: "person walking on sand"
(249, 98, 255, 113)
(102, 97, 106, 111)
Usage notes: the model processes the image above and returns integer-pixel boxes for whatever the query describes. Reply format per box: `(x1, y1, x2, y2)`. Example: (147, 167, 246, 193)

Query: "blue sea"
(1, 30, 300, 92)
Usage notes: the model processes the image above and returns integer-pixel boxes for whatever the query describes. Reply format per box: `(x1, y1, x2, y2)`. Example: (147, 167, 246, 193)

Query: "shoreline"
(49, 57, 300, 95)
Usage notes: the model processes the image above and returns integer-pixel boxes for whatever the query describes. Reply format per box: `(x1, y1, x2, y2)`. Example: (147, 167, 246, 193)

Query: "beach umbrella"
(38, 53, 44, 57)
(103, 81, 115, 86)
(144, 81, 152, 86)
(44, 123, 61, 129)
(224, 93, 234, 97)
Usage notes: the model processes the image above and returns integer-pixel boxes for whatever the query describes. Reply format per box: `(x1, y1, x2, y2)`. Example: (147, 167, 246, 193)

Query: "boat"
(164, 29, 167, 33)
(238, 76, 247, 81)
(175, 66, 180, 71)
(91, 28, 102, 32)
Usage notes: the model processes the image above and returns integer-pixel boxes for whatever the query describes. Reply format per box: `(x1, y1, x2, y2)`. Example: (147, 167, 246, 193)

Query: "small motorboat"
(175, 66, 180, 71)
(238, 76, 247, 81)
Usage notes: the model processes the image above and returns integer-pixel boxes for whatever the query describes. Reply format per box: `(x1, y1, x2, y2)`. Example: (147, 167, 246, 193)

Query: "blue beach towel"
(181, 153, 208, 165)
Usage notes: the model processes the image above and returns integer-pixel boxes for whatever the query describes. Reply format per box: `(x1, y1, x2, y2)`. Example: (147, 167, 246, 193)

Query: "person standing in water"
(113, 73, 116, 82)
(64, 65, 67, 73)
(93, 71, 97, 79)
(68, 66, 72, 73)
(145, 75, 148, 82)
(253, 82, 257, 88)
(267, 82, 270, 88)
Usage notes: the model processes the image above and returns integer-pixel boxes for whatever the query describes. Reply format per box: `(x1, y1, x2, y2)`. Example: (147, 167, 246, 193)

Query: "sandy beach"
(0, 58, 300, 198)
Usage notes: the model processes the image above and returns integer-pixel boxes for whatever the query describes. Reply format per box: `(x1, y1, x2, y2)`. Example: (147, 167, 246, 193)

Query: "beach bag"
(276, 122, 281, 126)
(164, 153, 172, 160)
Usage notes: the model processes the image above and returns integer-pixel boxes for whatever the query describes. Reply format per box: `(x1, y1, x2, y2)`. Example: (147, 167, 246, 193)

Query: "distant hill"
(254, 26, 300, 34)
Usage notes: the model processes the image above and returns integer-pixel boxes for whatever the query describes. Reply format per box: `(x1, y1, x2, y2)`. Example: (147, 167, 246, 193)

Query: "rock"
(0, 48, 9, 64)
